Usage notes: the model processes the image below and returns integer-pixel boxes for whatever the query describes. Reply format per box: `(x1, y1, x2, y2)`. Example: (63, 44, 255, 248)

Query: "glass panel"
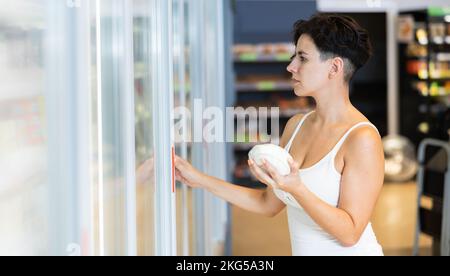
(133, 0, 155, 256)
(91, 0, 142, 255)
(0, 0, 48, 255)
(98, 1, 126, 255)
(183, 0, 194, 256)
(173, 0, 195, 256)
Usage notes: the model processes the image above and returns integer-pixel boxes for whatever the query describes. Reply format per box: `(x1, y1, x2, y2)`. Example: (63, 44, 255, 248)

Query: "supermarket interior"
(1, 0, 450, 256)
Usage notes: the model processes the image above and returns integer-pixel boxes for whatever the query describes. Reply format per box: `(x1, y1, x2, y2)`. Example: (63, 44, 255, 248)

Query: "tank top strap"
(329, 122, 379, 157)
(284, 110, 315, 152)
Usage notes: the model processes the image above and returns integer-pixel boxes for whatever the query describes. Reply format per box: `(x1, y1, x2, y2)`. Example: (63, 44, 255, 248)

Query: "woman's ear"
(329, 57, 344, 79)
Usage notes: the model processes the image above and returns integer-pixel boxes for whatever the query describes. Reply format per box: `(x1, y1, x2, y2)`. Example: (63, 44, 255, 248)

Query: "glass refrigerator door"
(173, 0, 190, 256)
(82, 0, 178, 256)
(133, 0, 156, 256)
(0, 0, 228, 256)
(0, 0, 49, 256)
(91, 0, 178, 256)
(0, 0, 94, 255)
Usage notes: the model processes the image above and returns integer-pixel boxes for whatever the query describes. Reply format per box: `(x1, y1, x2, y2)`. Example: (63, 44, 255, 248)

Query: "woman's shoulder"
(343, 119, 382, 154)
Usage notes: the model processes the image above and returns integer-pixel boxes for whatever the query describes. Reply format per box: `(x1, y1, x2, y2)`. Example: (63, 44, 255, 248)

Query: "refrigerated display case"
(0, 0, 230, 256)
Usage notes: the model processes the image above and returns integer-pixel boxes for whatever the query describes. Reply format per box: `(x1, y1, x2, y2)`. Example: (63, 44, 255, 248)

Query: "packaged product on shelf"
(437, 52, 450, 62)
(397, 15, 415, 43)
(406, 43, 427, 57)
(446, 24, 450, 44)
(430, 23, 445, 44)
(415, 23, 428, 45)
(233, 44, 257, 55)
(274, 43, 295, 55)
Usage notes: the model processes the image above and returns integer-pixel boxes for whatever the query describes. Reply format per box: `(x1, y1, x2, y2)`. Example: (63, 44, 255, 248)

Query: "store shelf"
(235, 80, 292, 92)
(233, 42, 295, 63)
(233, 53, 291, 63)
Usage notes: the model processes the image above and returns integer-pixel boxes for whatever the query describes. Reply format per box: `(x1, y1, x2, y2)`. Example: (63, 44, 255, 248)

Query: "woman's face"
(287, 34, 331, 97)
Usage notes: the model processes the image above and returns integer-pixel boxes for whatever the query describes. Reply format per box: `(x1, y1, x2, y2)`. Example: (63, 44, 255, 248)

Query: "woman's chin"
(293, 87, 312, 97)
(293, 88, 304, 97)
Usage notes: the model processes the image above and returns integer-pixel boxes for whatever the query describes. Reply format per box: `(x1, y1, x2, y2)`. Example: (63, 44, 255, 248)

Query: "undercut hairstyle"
(292, 14, 373, 82)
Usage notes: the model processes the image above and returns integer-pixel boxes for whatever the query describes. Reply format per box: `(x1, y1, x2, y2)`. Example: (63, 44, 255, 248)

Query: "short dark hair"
(292, 13, 373, 82)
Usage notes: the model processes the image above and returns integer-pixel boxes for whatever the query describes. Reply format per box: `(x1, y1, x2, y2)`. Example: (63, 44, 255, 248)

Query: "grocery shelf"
(233, 53, 291, 63)
(399, 8, 450, 147)
(235, 80, 292, 92)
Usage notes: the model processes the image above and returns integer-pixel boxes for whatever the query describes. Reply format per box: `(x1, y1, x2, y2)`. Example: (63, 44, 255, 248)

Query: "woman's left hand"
(256, 157, 305, 194)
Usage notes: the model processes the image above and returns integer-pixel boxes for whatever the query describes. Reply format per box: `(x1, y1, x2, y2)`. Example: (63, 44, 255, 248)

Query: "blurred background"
(0, 0, 449, 256)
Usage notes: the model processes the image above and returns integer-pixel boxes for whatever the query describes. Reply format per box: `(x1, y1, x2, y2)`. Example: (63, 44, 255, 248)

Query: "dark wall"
(233, 0, 317, 43)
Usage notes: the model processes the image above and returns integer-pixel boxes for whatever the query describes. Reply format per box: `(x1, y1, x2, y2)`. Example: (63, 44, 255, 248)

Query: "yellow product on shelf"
(415, 81, 428, 96)
(418, 66, 428, 79)
(416, 26, 428, 45)
(430, 82, 439, 96)
(429, 62, 436, 78)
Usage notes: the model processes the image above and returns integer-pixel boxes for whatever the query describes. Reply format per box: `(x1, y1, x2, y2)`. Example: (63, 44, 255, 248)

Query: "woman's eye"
(300, 56, 306, 62)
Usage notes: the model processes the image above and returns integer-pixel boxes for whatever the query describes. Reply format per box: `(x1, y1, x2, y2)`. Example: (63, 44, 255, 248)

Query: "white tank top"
(274, 111, 384, 256)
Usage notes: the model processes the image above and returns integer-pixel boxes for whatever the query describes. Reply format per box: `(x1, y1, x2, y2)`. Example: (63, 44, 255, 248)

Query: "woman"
(175, 14, 385, 256)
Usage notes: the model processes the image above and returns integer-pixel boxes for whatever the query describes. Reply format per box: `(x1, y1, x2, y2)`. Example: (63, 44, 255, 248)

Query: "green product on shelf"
(239, 53, 258, 62)
(274, 53, 291, 61)
(428, 7, 450, 17)
(257, 81, 275, 91)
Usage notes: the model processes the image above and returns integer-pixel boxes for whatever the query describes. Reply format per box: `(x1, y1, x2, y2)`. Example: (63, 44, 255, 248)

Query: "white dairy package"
(248, 144, 293, 176)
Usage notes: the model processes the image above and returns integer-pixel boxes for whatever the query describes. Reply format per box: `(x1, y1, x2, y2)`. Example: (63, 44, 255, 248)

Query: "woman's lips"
(291, 78, 301, 86)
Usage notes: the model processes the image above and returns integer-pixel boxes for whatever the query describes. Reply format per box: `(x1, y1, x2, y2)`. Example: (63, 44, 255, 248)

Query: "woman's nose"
(287, 60, 297, 74)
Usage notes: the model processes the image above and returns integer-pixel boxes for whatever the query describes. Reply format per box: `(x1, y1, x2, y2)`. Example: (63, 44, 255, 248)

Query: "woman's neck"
(311, 85, 355, 126)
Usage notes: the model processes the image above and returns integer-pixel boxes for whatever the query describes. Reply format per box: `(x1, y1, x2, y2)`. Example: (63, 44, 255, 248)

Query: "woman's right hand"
(247, 159, 277, 188)
(174, 155, 205, 188)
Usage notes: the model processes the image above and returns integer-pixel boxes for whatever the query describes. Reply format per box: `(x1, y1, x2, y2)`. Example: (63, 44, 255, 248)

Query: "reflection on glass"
(133, 0, 155, 256)
(89, 0, 156, 256)
(0, 0, 49, 255)
(173, 0, 194, 256)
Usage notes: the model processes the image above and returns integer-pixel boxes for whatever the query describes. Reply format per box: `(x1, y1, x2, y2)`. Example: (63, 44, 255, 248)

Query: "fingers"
(175, 168, 190, 186)
(174, 155, 184, 166)
(248, 160, 264, 182)
(262, 159, 282, 184)
(174, 155, 190, 171)
(248, 159, 277, 187)
(288, 157, 300, 175)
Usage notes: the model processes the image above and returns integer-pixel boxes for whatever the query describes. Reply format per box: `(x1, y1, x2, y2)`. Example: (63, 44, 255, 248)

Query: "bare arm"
(175, 157, 280, 216)
(197, 173, 281, 216)
(175, 113, 305, 217)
